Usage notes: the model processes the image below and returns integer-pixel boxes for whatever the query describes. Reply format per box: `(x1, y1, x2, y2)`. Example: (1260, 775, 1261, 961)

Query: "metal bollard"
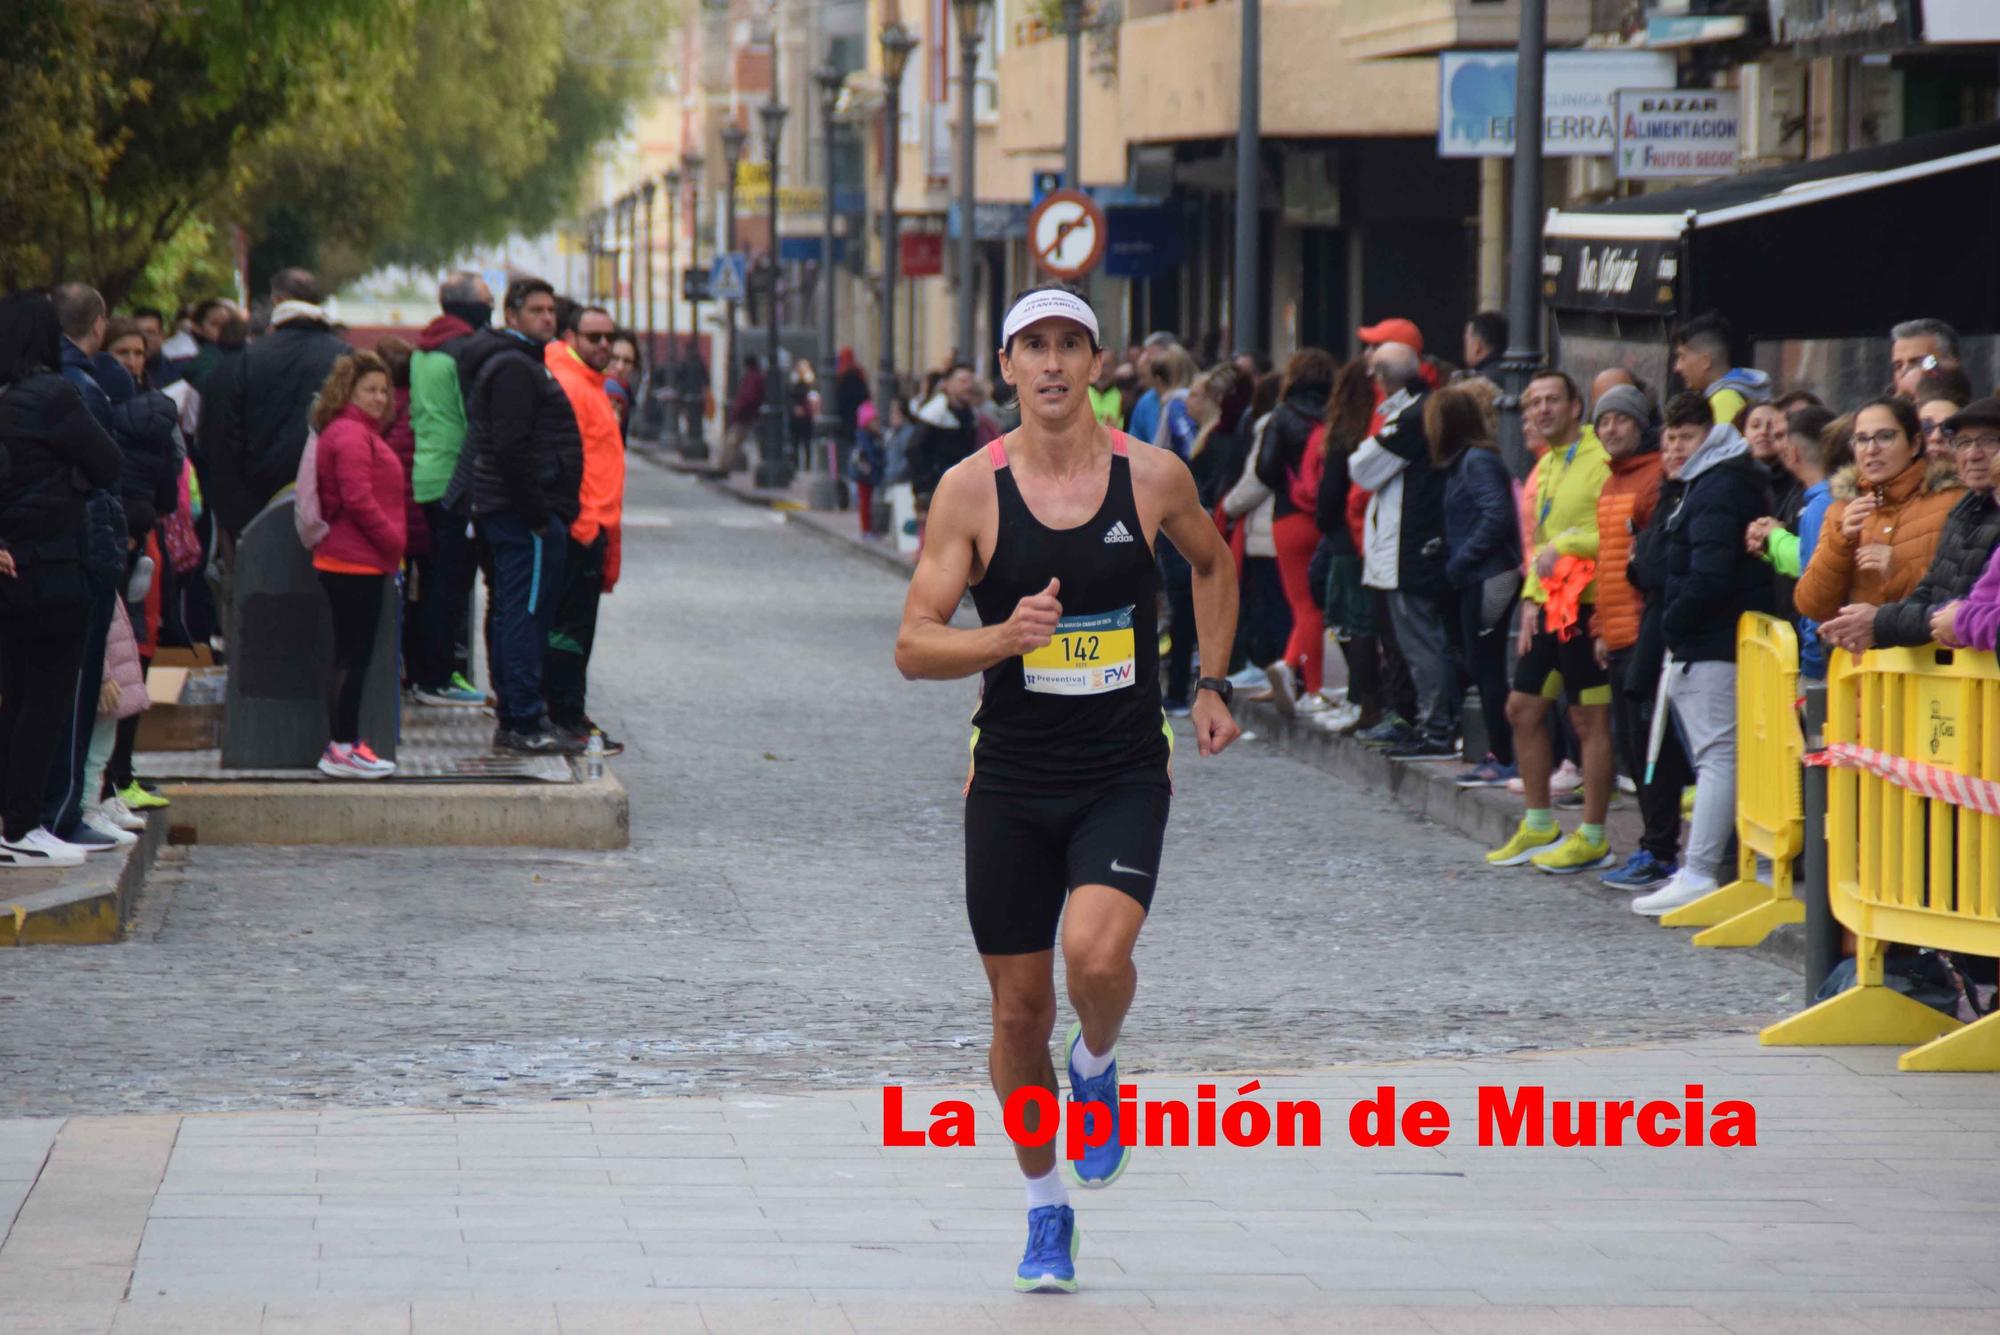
(1800, 682, 1836, 1005)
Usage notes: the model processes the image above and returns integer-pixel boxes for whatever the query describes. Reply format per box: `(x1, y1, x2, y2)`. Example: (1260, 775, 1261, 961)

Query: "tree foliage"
(1, 0, 660, 306)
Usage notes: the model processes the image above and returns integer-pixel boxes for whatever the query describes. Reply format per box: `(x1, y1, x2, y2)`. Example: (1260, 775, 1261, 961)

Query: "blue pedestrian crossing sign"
(710, 252, 748, 303)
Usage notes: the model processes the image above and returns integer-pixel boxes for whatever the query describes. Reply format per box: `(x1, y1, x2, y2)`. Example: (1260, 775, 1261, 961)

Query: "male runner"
(895, 285, 1241, 1293)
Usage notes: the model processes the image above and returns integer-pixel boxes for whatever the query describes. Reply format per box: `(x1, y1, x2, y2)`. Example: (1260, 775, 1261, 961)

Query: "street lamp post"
(1232, 0, 1259, 355)
(641, 181, 657, 439)
(813, 60, 845, 500)
(663, 167, 682, 450)
(721, 121, 748, 452)
(1496, 0, 1549, 483)
(616, 195, 632, 327)
(755, 96, 793, 491)
(877, 23, 918, 434)
(681, 151, 708, 461)
(1061, 0, 1082, 187)
(951, 0, 992, 372)
(587, 210, 604, 304)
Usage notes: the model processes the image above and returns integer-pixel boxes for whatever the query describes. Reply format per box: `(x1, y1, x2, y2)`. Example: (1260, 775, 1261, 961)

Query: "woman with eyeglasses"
(1796, 396, 1962, 650)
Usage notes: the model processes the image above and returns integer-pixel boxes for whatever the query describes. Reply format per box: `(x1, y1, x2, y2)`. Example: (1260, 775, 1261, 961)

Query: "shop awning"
(1543, 120, 2000, 338)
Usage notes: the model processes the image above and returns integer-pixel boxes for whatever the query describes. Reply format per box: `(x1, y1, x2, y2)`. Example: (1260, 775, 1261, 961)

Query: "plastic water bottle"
(585, 730, 605, 780)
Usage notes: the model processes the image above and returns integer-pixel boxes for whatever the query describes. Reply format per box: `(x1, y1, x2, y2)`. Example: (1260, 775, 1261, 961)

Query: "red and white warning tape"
(1806, 742, 2000, 817)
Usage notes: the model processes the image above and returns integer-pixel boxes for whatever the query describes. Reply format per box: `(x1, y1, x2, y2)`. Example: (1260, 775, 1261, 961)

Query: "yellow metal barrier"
(1761, 644, 2000, 1070)
(1660, 613, 1806, 946)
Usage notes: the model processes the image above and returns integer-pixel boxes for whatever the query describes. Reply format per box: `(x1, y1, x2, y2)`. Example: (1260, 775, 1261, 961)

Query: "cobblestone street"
(0, 462, 1795, 1116)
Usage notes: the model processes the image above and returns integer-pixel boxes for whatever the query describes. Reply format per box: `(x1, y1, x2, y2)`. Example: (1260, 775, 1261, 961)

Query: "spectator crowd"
(0, 266, 636, 863)
(856, 305, 1999, 972)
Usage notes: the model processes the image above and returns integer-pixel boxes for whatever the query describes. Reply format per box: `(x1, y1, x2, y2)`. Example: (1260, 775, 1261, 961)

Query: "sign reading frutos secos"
(1614, 90, 1740, 180)
(1439, 51, 1676, 158)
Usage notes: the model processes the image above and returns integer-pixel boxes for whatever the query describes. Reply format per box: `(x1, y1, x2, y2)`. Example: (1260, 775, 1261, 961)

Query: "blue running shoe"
(1015, 1203, 1079, 1293)
(1064, 1022, 1130, 1188)
(1601, 850, 1677, 892)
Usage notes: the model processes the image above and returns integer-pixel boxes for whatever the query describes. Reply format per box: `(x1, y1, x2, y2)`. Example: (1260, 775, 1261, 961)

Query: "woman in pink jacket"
(306, 352, 408, 780)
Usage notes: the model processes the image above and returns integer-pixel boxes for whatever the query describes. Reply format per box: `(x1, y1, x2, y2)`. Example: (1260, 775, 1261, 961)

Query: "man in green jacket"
(406, 271, 491, 706)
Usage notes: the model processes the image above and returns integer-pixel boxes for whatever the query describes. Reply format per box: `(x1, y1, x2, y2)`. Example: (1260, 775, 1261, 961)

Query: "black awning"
(1543, 120, 2000, 340)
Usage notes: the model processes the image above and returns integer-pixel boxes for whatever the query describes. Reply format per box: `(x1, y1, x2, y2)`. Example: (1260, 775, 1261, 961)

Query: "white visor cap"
(1000, 289, 1100, 348)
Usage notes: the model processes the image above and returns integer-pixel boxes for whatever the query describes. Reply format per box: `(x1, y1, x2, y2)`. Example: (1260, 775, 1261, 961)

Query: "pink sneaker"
(317, 743, 387, 781)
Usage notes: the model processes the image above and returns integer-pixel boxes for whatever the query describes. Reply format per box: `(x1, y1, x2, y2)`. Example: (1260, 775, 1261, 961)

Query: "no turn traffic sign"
(1028, 189, 1107, 281)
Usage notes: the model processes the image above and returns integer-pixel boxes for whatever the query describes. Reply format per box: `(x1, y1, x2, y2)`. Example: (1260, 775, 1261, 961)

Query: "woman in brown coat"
(1799, 396, 1961, 653)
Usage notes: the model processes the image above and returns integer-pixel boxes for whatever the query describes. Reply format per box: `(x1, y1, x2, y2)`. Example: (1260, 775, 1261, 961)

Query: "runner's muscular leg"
(982, 949, 1060, 1178)
(1061, 884, 1148, 1061)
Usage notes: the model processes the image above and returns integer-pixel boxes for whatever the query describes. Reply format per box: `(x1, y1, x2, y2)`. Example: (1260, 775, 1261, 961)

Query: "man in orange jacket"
(543, 300, 627, 754)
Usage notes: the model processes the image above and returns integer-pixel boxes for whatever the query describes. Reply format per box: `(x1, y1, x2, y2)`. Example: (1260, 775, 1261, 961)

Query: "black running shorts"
(963, 773, 1171, 956)
(1512, 622, 1612, 706)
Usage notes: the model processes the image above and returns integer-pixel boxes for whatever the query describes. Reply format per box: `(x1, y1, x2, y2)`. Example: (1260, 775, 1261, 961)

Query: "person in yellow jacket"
(1487, 369, 1618, 875)
(542, 300, 627, 754)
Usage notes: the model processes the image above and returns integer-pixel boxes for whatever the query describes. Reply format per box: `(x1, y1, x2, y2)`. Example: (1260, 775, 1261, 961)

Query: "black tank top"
(968, 432, 1168, 792)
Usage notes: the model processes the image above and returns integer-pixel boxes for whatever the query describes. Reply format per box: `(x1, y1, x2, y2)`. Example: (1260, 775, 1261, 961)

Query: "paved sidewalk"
(4, 1037, 1999, 1333)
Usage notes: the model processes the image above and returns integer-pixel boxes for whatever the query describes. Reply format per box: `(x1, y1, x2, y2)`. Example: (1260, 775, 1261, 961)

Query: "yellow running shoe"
(118, 781, 170, 811)
(1486, 820, 1563, 867)
(1531, 830, 1615, 876)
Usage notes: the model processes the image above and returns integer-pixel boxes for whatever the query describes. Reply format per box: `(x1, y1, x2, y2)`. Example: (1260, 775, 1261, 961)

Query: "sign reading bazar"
(1439, 50, 1677, 158)
(1542, 236, 1681, 316)
(1615, 89, 1740, 180)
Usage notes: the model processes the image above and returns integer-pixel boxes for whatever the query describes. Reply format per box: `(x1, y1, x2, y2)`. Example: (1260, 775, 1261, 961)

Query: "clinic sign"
(1614, 90, 1740, 180)
(1439, 50, 1676, 158)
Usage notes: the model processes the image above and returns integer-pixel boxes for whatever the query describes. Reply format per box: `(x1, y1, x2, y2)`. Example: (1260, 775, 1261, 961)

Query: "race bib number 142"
(1022, 605, 1137, 696)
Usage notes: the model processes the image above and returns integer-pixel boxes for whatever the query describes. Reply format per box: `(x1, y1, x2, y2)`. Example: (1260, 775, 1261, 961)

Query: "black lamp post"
(721, 121, 748, 440)
(662, 167, 681, 449)
(680, 150, 708, 460)
(877, 22, 918, 430)
(951, 0, 992, 372)
(754, 96, 793, 491)
(616, 195, 632, 326)
(642, 180, 657, 374)
(814, 60, 845, 488)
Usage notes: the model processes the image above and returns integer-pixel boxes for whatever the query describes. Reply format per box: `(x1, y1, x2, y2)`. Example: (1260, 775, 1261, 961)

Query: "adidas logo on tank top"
(1102, 520, 1135, 544)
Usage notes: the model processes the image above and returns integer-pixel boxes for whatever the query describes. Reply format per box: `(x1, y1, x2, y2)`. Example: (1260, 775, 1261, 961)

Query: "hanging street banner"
(1438, 50, 1677, 158)
(1614, 89, 1741, 180)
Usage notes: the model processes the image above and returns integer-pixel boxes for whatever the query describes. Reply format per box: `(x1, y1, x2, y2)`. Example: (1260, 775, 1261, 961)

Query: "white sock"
(1071, 1034, 1114, 1079)
(1024, 1166, 1068, 1211)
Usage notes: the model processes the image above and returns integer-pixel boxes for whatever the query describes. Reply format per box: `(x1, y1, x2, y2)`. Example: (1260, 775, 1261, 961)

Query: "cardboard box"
(135, 664, 226, 751)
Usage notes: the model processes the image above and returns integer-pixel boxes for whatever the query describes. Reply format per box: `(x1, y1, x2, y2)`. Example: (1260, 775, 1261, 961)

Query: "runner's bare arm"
(895, 463, 1062, 680)
(1150, 451, 1243, 757)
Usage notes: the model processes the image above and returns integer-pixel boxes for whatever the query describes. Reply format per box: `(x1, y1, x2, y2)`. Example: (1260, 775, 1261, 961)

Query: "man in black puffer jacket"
(447, 276, 584, 756)
(0, 290, 125, 866)
(207, 268, 349, 536)
(1634, 392, 1773, 920)
(1873, 397, 2000, 649)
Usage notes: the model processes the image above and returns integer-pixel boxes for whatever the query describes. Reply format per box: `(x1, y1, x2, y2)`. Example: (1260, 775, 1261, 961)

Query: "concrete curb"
(0, 814, 164, 946)
(160, 771, 629, 849)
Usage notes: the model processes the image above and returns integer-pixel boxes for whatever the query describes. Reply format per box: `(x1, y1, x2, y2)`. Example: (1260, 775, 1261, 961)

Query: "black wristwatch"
(1195, 676, 1234, 706)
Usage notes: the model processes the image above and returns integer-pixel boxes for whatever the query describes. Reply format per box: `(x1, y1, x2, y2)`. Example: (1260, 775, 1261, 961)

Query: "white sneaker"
(98, 796, 147, 832)
(0, 828, 86, 868)
(1267, 661, 1298, 721)
(80, 815, 138, 848)
(318, 743, 389, 781)
(1616, 773, 1638, 795)
(1317, 702, 1362, 732)
(1227, 664, 1269, 692)
(1632, 872, 1719, 918)
(1297, 692, 1332, 715)
(1549, 759, 1583, 795)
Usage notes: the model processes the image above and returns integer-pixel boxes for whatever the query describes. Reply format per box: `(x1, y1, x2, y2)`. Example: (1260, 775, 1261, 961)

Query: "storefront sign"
(1925, 0, 2000, 43)
(1439, 50, 1677, 158)
(1768, 0, 1917, 54)
(899, 232, 943, 278)
(1104, 207, 1182, 280)
(1542, 236, 1681, 316)
(1615, 90, 1741, 179)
